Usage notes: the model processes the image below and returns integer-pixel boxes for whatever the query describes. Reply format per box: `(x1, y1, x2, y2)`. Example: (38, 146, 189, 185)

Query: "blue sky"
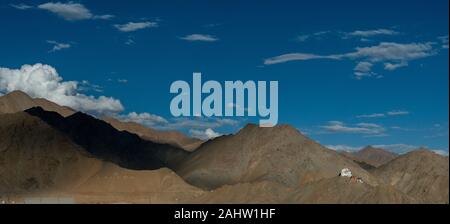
(0, 0, 448, 154)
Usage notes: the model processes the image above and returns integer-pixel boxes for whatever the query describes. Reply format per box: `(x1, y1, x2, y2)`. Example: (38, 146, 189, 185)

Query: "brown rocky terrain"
(340, 146, 398, 168)
(175, 124, 378, 190)
(0, 111, 202, 203)
(285, 177, 416, 204)
(0, 90, 75, 117)
(0, 93, 448, 204)
(372, 149, 449, 204)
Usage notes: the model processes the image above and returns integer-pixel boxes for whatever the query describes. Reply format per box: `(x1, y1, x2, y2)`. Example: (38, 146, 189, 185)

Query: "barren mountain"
(0, 90, 75, 117)
(340, 146, 398, 168)
(0, 112, 102, 193)
(103, 117, 203, 152)
(24, 107, 188, 170)
(0, 111, 202, 203)
(176, 124, 378, 190)
(1, 93, 447, 204)
(373, 149, 449, 204)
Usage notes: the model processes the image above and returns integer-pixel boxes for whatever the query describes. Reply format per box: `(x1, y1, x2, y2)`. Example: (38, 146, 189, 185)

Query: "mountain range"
(0, 91, 448, 204)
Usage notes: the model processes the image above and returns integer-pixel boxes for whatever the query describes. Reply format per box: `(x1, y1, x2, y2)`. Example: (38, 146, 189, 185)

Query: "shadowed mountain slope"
(24, 107, 189, 170)
(103, 117, 203, 152)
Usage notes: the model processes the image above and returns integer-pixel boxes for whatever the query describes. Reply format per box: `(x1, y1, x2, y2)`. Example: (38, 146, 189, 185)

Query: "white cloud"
(390, 126, 415, 131)
(432, 150, 449, 156)
(93, 14, 115, 20)
(296, 35, 310, 42)
(384, 61, 408, 71)
(387, 110, 410, 116)
(47, 40, 71, 52)
(0, 64, 124, 115)
(296, 31, 331, 42)
(326, 144, 361, 152)
(354, 61, 376, 78)
(38, 2, 113, 21)
(264, 53, 340, 65)
(10, 3, 33, 10)
(125, 39, 135, 45)
(357, 113, 385, 118)
(264, 42, 436, 79)
(114, 22, 158, 32)
(357, 110, 410, 118)
(189, 128, 222, 140)
(438, 35, 449, 49)
(116, 112, 168, 127)
(320, 121, 385, 135)
(180, 34, 219, 42)
(347, 42, 435, 63)
(345, 29, 400, 38)
(79, 80, 103, 93)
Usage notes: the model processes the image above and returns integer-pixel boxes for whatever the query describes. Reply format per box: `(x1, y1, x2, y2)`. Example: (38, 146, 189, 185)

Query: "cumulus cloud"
(264, 42, 436, 79)
(189, 128, 222, 140)
(180, 34, 219, 42)
(0, 64, 124, 115)
(320, 121, 385, 135)
(47, 40, 71, 52)
(114, 22, 158, 32)
(116, 112, 168, 127)
(345, 29, 400, 38)
(38, 2, 113, 21)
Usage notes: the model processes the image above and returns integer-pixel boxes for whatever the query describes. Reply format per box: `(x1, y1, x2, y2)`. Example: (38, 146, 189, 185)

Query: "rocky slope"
(176, 124, 377, 189)
(372, 149, 449, 204)
(340, 146, 397, 168)
(0, 90, 75, 117)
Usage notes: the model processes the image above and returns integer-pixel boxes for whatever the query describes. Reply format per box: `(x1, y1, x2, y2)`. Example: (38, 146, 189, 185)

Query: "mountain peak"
(5, 90, 33, 99)
(0, 91, 75, 117)
(239, 123, 301, 135)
